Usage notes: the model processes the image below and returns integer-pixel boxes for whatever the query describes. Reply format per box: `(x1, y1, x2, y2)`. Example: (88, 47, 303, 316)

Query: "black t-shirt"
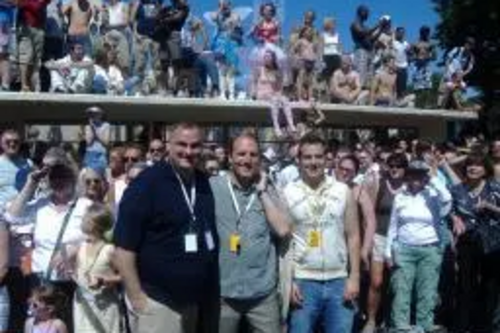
(113, 161, 219, 306)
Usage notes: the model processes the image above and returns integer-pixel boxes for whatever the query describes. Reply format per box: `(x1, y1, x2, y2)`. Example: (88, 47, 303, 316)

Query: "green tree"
(432, 0, 500, 133)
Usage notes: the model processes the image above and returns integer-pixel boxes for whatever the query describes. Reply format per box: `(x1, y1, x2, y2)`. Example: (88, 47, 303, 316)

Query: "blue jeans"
(289, 279, 355, 333)
(195, 53, 219, 96)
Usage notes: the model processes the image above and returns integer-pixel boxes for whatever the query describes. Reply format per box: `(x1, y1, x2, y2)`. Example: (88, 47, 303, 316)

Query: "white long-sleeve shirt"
(385, 177, 452, 260)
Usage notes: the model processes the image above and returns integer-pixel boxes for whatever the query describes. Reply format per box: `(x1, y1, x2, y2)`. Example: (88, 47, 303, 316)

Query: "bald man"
(330, 55, 369, 105)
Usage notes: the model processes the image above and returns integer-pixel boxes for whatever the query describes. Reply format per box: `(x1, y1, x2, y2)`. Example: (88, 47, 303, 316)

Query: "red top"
(19, 0, 50, 29)
(255, 20, 279, 44)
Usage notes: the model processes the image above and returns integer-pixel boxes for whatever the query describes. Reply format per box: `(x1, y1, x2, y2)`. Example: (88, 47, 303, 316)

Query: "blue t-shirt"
(135, 0, 160, 37)
(113, 161, 219, 306)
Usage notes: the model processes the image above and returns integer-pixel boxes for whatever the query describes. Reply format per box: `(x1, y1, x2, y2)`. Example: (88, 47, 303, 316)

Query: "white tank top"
(323, 32, 340, 56)
(108, 2, 128, 27)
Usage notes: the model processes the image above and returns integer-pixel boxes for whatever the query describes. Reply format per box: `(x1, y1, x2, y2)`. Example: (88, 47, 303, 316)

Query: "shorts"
(0, 286, 9, 331)
(372, 234, 387, 263)
(159, 31, 181, 67)
(18, 26, 45, 66)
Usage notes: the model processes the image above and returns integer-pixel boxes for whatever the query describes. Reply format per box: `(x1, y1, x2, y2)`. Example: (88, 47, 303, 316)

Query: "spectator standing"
(0, 219, 8, 333)
(62, 0, 93, 56)
(131, 0, 161, 95)
(17, 0, 51, 92)
(350, 5, 381, 88)
(113, 123, 219, 333)
(393, 27, 410, 101)
(155, 0, 190, 96)
(447, 154, 500, 333)
(83, 106, 110, 172)
(320, 17, 342, 82)
(411, 26, 436, 109)
(385, 160, 452, 332)
(0, 130, 32, 332)
(209, 0, 241, 100)
(73, 204, 121, 333)
(5, 162, 93, 332)
(147, 138, 166, 164)
(283, 133, 360, 333)
(0, 0, 14, 91)
(210, 134, 290, 333)
(445, 37, 475, 81)
(362, 153, 407, 333)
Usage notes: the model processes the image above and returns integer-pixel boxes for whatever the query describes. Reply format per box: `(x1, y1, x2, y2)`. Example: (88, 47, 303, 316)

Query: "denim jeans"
(289, 278, 355, 333)
(195, 52, 219, 96)
(390, 243, 442, 331)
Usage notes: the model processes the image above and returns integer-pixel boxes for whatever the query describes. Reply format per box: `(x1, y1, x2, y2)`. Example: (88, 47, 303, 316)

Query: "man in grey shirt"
(210, 133, 291, 333)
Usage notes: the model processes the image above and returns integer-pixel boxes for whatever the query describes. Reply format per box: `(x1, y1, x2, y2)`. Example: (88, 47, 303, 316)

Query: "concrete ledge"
(0, 92, 478, 128)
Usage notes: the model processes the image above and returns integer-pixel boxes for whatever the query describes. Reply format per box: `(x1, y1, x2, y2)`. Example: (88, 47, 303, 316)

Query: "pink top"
(255, 20, 279, 44)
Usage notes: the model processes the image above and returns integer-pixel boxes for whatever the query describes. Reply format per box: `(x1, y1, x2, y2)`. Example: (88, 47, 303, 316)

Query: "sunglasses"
(85, 178, 102, 185)
(4, 139, 20, 145)
(125, 156, 139, 163)
(149, 148, 164, 153)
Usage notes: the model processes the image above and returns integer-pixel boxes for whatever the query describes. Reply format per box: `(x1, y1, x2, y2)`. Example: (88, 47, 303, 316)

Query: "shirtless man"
(370, 54, 397, 106)
(63, 0, 94, 55)
(330, 55, 368, 105)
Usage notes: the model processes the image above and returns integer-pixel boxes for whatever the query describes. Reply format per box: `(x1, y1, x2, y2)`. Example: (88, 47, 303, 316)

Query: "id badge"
(308, 230, 321, 248)
(205, 231, 215, 251)
(185, 234, 198, 253)
(229, 234, 241, 253)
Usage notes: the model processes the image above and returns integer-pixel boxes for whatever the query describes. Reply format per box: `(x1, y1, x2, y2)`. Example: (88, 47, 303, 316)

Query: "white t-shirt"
(393, 40, 409, 68)
(323, 32, 341, 56)
(5, 197, 93, 281)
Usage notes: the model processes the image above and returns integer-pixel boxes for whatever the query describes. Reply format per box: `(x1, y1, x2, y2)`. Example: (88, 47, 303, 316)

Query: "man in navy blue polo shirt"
(113, 122, 219, 333)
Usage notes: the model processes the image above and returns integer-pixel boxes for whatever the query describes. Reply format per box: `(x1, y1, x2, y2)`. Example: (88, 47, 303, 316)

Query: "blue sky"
(192, 0, 439, 52)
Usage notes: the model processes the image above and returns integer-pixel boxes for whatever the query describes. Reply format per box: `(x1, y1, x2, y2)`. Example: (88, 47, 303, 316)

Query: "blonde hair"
(323, 17, 335, 27)
(82, 203, 114, 239)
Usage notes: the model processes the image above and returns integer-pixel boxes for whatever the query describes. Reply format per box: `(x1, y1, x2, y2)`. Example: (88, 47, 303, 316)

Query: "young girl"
(25, 286, 68, 333)
(252, 50, 296, 138)
(73, 204, 121, 333)
(294, 89, 325, 138)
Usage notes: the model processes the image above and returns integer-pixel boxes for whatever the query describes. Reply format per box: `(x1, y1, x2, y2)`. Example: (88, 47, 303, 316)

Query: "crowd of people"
(0, 103, 499, 333)
(0, 0, 481, 134)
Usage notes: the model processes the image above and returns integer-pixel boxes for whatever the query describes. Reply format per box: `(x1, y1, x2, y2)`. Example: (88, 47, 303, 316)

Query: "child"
(293, 26, 319, 102)
(294, 88, 325, 138)
(73, 204, 121, 333)
(25, 285, 68, 333)
(252, 50, 296, 138)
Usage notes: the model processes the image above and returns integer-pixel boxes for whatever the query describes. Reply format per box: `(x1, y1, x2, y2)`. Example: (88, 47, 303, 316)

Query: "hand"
(452, 215, 467, 237)
(128, 292, 149, 314)
(87, 275, 102, 289)
(290, 283, 303, 307)
(256, 171, 268, 193)
(343, 277, 359, 302)
(29, 167, 50, 184)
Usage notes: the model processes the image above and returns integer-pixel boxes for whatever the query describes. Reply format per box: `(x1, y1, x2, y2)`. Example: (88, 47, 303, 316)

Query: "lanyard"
(227, 176, 256, 230)
(174, 170, 197, 224)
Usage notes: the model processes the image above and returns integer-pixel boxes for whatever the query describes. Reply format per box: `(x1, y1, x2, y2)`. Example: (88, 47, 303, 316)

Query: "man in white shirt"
(283, 133, 360, 333)
(45, 42, 93, 93)
(393, 27, 411, 102)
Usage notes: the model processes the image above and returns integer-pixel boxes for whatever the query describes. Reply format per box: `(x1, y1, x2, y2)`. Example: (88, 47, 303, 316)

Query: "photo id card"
(185, 234, 198, 253)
